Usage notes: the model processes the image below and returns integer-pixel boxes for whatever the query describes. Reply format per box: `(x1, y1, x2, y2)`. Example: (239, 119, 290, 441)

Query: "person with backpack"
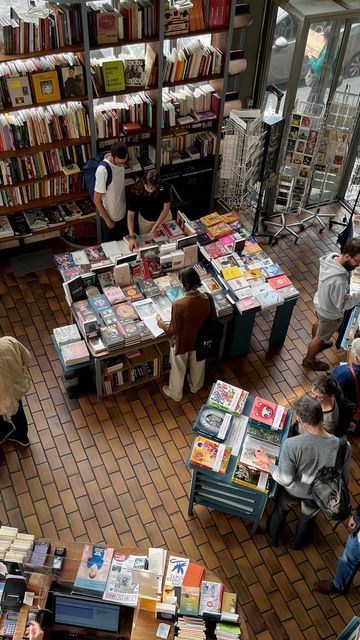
(313, 507, 360, 595)
(256, 394, 351, 549)
(155, 267, 214, 402)
(93, 142, 128, 242)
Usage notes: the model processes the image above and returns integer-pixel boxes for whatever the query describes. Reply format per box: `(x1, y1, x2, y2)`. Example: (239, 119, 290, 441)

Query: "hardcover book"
(193, 405, 233, 442)
(24, 210, 48, 230)
(179, 586, 200, 616)
(32, 70, 61, 104)
(96, 12, 118, 44)
(189, 436, 231, 474)
(61, 66, 85, 98)
(268, 274, 293, 290)
(7, 75, 33, 108)
(278, 284, 299, 299)
(182, 562, 205, 588)
(74, 545, 114, 595)
(60, 340, 90, 366)
(247, 422, 282, 444)
(208, 222, 232, 240)
(262, 263, 284, 278)
(113, 302, 139, 322)
(53, 324, 81, 346)
(121, 284, 144, 302)
(201, 278, 222, 294)
(208, 380, 248, 416)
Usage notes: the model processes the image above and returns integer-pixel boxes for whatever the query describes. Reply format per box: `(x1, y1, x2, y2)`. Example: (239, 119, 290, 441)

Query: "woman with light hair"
(332, 338, 360, 410)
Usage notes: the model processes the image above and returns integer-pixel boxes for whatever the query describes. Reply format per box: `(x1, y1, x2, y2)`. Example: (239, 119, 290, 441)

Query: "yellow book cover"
(244, 240, 262, 254)
(200, 212, 222, 227)
(221, 266, 243, 280)
(222, 591, 238, 614)
(245, 268, 261, 280)
(221, 211, 239, 224)
(102, 60, 125, 93)
(32, 70, 61, 104)
(61, 163, 80, 176)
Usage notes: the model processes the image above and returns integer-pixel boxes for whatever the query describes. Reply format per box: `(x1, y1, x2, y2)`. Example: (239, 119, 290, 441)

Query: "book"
(124, 59, 145, 86)
(279, 284, 300, 299)
(113, 302, 139, 322)
(96, 11, 118, 44)
(246, 422, 282, 444)
(137, 278, 161, 298)
(88, 335, 106, 354)
(53, 324, 81, 346)
(162, 220, 184, 238)
(62, 275, 86, 305)
(60, 340, 90, 366)
(268, 274, 293, 290)
(121, 284, 144, 302)
(189, 436, 231, 474)
(98, 271, 115, 289)
(102, 552, 139, 607)
(232, 461, 271, 493)
(199, 581, 224, 615)
(31, 70, 61, 103)
(208, 380, 248, 417)
(193, 405, 233, 442)
(103, 286, 126, 305)
(221, 592, 237, 615)
(215, 622, 242, 638)
(100, 324, 125, 350)
(61, 66, 85, 98)
(85, 245, 108, 265)
(182, 562, 205, 588)
(235, 295, 261, 315)
(132, 299, 158, 320)
(25, 209, 48, 230)
(165, 286, 185, 303)
(221, 266, 243, 281)
(88, 294, 111, 313)
(9, 213, 31, 237)
(143, 314, 164, 338)
(164, 556, 190, 587)
(61, 163, 80, 176)
(102, 60, 125, 92)
(262, 263, 284, 278)
(179, 586, 200, 616)
(74, 545, 114, 595)
(248, 397, 287, 430)
(202, 278, 222, 294)
(7, 75, 33, 108)
(239, 435, 280, 472)
(200, 212, 223, 227)
(0, 216, 14, 238)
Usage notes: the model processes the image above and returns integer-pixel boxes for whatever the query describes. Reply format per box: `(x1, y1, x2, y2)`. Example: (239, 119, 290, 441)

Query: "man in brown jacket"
(156, 267, 211, 402)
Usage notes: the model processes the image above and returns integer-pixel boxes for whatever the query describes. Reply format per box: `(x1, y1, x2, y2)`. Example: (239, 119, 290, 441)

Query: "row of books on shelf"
(0, 4, 83, 55)
(163, 83, 216, 126)
(163, 41, 222, 84)
(0, 54, 85, 110)
(88, 0, 158, 45)
(103, 354, 160, 394)
(0, 102, 90, 152)
(189, 380, 288, 493)
(0, 199, 95, 238)
(161, 130, 216, 165)
(0, 144, 90, 186)
(90, 54, 155, 97)
(94, 94, 155, 138)
(0, 173, 83, 208)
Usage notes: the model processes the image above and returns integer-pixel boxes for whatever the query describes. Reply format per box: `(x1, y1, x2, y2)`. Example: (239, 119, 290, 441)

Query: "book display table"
(186, 391, 292, 533)
(7, 539, 249, 640)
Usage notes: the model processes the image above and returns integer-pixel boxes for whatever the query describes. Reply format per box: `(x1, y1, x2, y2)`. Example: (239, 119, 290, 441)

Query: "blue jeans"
(333, 532, 360, 592)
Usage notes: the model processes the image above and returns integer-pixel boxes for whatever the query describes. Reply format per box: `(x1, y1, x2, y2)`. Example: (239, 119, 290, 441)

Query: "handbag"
(305, 69, 316, 87)
(195, 294, 223, 362)
(350, 364, 360, 419)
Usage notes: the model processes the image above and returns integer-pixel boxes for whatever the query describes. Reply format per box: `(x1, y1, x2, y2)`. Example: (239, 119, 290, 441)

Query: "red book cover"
(249, 397, 287, 430)
(211, 93, 221, 117)
(182, 562, 205, 587)
(268, 275, 293, 290)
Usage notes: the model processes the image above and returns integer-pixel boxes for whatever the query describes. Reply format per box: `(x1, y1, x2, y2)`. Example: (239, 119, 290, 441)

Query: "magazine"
(103, 552, 139, 607)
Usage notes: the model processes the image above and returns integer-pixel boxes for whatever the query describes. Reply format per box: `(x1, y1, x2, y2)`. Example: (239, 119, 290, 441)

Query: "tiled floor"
(1, 205, 359, 639)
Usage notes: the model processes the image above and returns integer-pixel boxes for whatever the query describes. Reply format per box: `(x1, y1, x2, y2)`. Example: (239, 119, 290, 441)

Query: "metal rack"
(217, 110, 266, 212)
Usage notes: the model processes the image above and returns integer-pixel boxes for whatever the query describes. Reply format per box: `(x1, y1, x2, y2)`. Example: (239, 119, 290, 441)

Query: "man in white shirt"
(94, 142, 128, 242)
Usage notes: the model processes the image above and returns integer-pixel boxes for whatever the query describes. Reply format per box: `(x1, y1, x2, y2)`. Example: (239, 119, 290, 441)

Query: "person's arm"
(127, 209, 137, 251)
(259, 441, 297, 487)
(156, 305, 177, 337)
(94, 191, 115, 229)
(308, 46, 326, 74)
(327, 281, 360, 313)
(26, 622, 44, 640)
(150, 201, 171, 237)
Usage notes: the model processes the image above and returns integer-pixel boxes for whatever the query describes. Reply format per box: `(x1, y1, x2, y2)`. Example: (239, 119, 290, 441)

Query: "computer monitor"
(54, 595, 120, 633)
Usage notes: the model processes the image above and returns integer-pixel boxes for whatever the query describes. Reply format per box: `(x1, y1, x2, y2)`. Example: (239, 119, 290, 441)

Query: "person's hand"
(26, 621, 44, 640)
(106, 218, 115, 230)
(348, 514, 356, 530)
(150, 226, 157, 239)
(156, 314, 162, 326)
(129, 238, 137, 252)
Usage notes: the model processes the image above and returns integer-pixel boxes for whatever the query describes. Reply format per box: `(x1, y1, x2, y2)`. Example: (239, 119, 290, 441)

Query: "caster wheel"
(343, 216, 347, 223)
(329, 223, 333, 230)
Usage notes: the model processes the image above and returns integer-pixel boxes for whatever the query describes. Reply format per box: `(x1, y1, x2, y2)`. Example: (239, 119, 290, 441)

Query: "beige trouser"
(168, 345, 206, 401)
(138, 212, 171, 235)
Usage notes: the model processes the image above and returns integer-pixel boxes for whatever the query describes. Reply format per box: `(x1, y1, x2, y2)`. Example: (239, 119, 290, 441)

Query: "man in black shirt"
(127, 170, 171, 250)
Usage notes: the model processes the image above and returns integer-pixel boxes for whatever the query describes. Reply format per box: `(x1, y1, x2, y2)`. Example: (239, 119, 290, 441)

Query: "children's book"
(209, 380, 248, 416)
(248, 397, 287, 430)
(268, 274, 293, 290)
(74, 545, 114, 595)
(189, 436, 231, 474)
(232, 461, 271, 493)
(199, 581, 224, 615)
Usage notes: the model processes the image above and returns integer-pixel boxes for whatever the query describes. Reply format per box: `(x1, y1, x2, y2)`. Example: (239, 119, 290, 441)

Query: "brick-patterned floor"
(1, 206, 359, 639)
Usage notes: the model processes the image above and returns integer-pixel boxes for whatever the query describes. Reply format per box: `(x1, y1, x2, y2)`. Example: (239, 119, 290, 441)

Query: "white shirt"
(94, 156, 126, 222)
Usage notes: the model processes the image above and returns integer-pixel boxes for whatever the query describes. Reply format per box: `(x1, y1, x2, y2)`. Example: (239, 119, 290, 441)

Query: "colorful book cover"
(137, 278, 161, 298)
(161, 220, 184, 238)
(244, 268, 262, 280)
(202, 278, 222, 294)
(194, 405, 233, 442)
(208, 222, 232, 239)
(199, 581, 224, 615)
(247, 423, 282, 444)
(235, 296, 261, 315)
(103, 286, 126, 305)
(279, 284, 299, 299)
(209, 380, 248, 416)
(88, 294, 112, 313)
(179, 586, 200, 615)
(189, 436, 231, 474)
(232, 461, 271, 493)
(268, 274, 293, 290)
(249, 397, 287, 430)
(74, 545, 114, 594)
(113, 302, 139, 322)
(102, 60, 125, 92)
(239, 435, 280, 472)
(203, 242, 229, 259)
(221, 266, 243, 281)
(98, 271, 115, 289)
(221, 211, 239, 224)
(54, 253, 75, 272)
(244, 239, 262, 255)
(164, 556, 190, 587)
(165, 286, 185, 303)
(99, 308, 119, 326)
(121, 284, 144, 302)
(60, 340, 89, 366)
(182, 562, 205, 588)
(200, 212, 223, 227)
(262, 263, 284, 278)
(85, 245, 108, 264)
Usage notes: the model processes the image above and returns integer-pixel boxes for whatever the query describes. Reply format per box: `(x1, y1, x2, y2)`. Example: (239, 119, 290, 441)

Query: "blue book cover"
(74, 544, 114, 594)
(88, 294, 112, 313)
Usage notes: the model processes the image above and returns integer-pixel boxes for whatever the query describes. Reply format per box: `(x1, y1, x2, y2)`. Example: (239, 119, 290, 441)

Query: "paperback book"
(198, 581, 224, 615)
(113, 302, 139, 322)
(60, 340, 90, 366)
(74, 545, 114, 595)
(164, 556, 190, 587)
(239, 435, 280, 472)
(179, 586, 200, 616)
(248, 397, 287, 430)
(53, 324, 81, 346)
(102, 552, 139, 607)
(232, 461, 271, 493)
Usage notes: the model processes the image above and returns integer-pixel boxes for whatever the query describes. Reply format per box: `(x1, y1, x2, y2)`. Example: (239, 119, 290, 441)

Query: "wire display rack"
(217, 111, 266, 213)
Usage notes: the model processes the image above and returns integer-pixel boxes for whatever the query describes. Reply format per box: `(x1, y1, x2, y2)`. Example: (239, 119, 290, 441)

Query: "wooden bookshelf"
(0, 191, 89, 216)
(2, 96, 89, 115)
(0, 44, 85, 63)
(97, 127, 156, 142)
(94, 84, 158, 99)
(0, 137, 91, 161)
(163, 73, 223, 89)
(0, 170, 83, 190)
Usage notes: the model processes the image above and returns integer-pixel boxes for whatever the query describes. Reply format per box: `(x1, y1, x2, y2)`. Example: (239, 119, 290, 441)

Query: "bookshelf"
(0, 0, 252, 245)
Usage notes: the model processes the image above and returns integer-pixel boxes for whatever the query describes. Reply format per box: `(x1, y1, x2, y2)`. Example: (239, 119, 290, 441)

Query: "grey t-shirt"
(270, 432, 351, 500)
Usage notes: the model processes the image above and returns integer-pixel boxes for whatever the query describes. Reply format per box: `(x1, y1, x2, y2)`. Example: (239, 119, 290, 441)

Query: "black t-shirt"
(127, 182, 171, 222)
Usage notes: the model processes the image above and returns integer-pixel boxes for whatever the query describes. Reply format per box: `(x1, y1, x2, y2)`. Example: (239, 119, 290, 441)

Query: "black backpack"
(311, 437, 351, 522)
(195, 294, 223, 362)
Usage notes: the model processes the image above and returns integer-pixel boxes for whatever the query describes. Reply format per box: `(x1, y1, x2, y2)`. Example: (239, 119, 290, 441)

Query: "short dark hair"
(144, 169, 161, 188)
(342, 237, 360, 257)
(179, 267, 201, 291)
(311, 374, 337, 397)
(111, 142, 128, 159)
(293, 394, 323, 427)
